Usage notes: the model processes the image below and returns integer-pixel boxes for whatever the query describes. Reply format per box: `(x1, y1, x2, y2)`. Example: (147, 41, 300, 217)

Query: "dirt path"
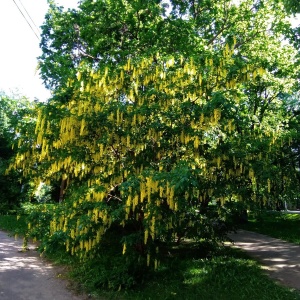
(228, 230, 300, 291)
(0, 230, 87, 300)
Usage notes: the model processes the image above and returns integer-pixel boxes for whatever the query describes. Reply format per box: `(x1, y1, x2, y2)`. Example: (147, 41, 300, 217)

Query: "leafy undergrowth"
(1, 214, 300, 300)
(240, 211, 300, 245)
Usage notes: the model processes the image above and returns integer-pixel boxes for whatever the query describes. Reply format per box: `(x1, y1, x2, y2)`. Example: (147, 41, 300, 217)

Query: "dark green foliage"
(279, 0, 300, 13)
(21, 203, 56, 242)
(0, 215, 27, 236)
(0, 93, 36, 213)
(69, 227, 150, 291)
(0, 171, 22, 214)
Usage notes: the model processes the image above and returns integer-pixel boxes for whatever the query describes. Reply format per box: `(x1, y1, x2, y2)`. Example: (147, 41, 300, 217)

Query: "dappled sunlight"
(0, 256, 52, 272)
(176, 254, 298, 299)
(0, 230, 84, 300)
(264, 258, 286, 262)
(0, 240, 26, 253)
(0, 233, 53, 273)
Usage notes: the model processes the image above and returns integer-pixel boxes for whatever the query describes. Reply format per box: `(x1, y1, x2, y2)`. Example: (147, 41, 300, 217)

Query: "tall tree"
(10, 0, 300, 267)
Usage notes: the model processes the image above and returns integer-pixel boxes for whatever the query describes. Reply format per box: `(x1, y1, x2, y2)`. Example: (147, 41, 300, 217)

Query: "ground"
(228, 229, 300, 291)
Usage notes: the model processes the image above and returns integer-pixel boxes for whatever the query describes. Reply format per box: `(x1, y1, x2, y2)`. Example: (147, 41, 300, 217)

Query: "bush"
(20, 200, 239, 290)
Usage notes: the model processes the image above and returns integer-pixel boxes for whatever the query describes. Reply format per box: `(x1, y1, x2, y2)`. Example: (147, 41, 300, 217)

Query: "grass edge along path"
(240, 211, 300, 245)
(1, 215, 300, 300)
(228, 229, 300, 293)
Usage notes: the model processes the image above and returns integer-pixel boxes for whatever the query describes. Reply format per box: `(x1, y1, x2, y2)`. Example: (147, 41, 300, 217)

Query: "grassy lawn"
(67, 245, 300, 300)
(0, 214, 27, 236)
(240, 211, 300, 245)
(1, 214, 300, 300)
(118, 249, 300, 300)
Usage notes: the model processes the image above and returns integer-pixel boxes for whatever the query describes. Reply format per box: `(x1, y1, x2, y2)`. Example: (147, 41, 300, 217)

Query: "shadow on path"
(228, 230, 300, 291)
(0, 230, 86, 300)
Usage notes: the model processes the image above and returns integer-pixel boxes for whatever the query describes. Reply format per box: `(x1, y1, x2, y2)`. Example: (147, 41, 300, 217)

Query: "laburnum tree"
(8, 0, 300, 269)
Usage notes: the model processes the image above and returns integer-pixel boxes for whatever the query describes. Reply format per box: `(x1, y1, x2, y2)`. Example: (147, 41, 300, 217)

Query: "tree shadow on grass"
(124, 247, 300, 300)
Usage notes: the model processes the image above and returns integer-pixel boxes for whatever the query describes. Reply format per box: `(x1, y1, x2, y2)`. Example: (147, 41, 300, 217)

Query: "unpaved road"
(0, 230, 86, 300)
(229, 230, 300, 291)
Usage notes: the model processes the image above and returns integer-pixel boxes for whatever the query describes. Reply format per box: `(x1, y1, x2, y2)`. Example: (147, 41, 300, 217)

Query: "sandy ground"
(228, 230, 300, 291)
(0, 230, 88, 300)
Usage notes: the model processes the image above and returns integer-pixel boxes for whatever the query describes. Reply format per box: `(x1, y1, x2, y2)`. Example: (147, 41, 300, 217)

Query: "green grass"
(1, 214, 300, 300)
(240, 211, 300, 244)
(0, 214, 27, 236)
(68, 245, 300, 300)
(117, 248, 300, 300)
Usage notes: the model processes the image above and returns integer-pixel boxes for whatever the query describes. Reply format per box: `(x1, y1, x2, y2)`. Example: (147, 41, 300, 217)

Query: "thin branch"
(107, 193, 122, 202)
(79, 48, 100, 61)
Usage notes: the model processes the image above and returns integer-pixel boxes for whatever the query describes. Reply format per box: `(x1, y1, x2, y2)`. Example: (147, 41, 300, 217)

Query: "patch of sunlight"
(266, 258, 287, 262)
(0, 256, 52, 272)
(187, 268, 208, 276)
(183, 266, 209, 285)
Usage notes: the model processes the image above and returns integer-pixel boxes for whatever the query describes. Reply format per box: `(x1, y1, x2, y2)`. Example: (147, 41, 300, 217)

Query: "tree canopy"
(8, 0, 300, 271)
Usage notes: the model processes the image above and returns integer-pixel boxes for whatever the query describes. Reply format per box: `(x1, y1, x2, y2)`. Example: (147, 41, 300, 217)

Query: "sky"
(0, 0, 79, 102)
(0, 1, 299, 102)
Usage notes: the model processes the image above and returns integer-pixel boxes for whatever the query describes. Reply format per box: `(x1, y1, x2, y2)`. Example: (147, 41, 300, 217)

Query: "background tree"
(0, 93, 37, 212)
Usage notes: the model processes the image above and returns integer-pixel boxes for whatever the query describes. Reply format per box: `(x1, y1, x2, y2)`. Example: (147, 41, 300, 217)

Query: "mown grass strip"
(70, 247, 300, 300)
(0, 215, 27, 236)
(241, 211, 300, 245)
